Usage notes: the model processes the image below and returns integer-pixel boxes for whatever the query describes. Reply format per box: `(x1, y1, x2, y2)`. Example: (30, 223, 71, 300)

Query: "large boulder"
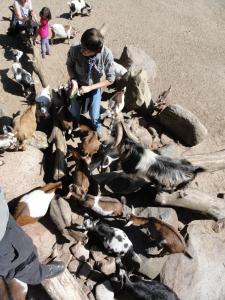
(118, 45, 157, 84)
(42, 268, 89, 300)
(155, 104, 208, 146)
(160, 220, 225, 300)
(0, 145, 44, 201)
(22, 222, 56, 263)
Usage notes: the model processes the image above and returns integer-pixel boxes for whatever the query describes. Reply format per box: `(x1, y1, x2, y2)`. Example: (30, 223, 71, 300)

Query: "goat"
(113, 61, 128, 79)
(67, 0, 92, 19)
(12, 104, 37, 150)
(77, 215, 135, 257)
(100, 88, 126, 132)
(111, 270, 180, 300)
(75, 124, 101, 157)
(126, 212, 192, 258)
(119, 139, 204, 192)
(0, 277, 28, 300)
(11, 49, 23, 62)
(11, 62, 35, 96)
(50, 24, 78, 44)
(35, 85, 51, 118)
(57, 106, 74, 135)
(14, 181, 62, 226)
(79, 194, 124, 217)
(48, 126, 67, 180)
(0, 126, 18, 151)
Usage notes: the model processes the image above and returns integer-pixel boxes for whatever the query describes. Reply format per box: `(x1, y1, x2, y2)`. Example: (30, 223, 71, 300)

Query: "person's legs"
(46, 40, 50, 55)
(89, 88, 102, 130)
(40, 38, 45, 58)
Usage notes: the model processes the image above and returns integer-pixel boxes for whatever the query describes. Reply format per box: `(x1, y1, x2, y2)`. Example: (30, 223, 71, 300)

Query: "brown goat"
(126, 213, 192, 258)
(81, 194, 124, 217)
(70, 149, 91, 198)
(0, 277, 28, 300)
(14, 181, 62, 226)
(12, 104, 37, 150)
(57, 106, 74, 134)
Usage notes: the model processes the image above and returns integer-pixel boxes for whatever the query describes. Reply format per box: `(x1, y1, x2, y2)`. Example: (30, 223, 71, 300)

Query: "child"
(37, 7, 51, 58)
(66, 28, 116, 139)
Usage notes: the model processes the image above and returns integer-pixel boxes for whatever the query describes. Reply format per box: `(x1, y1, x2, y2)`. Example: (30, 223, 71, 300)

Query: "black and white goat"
(11, 50, 35, 96)
(67, 0, 92, 19)
(77, 215, 137, 257)
(111, 271, 180, 300)
(35, 85, 51, 118)
(0, 126, 18, 151)
(119, 139, 204, 192)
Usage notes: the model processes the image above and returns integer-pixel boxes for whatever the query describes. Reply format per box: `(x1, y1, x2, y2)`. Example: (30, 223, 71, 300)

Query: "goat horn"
(112, 121, 123, 148)
(131, 205, 136, 215)
(121, 122, 140, 144)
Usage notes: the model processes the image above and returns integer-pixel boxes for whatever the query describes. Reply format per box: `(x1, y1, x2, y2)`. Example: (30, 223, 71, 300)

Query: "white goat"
(67, 0, 92, 19)
(50, 24, 78, 44)
(35, 85, 51, 118)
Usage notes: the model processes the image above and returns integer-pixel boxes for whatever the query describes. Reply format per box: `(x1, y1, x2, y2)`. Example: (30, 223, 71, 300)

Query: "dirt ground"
(0, 0, 224, 194)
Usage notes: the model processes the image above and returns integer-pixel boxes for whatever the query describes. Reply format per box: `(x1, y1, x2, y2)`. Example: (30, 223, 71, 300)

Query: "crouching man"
(0, 188, 65, 288)
(66, 28, 116, 140)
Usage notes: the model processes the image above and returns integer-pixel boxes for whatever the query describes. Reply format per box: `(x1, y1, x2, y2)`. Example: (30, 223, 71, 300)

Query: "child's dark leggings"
(41, 37, 50, 56)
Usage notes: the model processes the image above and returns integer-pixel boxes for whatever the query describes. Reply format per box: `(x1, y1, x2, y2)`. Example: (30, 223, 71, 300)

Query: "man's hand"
(79, 85, 92, 95)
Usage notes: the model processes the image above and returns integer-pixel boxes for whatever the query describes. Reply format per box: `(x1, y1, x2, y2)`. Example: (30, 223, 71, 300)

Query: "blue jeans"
(69, 88, 101, 129)
(41, 37, 50, 55)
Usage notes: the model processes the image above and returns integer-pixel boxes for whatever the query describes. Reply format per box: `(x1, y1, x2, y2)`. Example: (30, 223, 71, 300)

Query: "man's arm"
(66, 47, 77, 80)
(79, 79, 112, 95)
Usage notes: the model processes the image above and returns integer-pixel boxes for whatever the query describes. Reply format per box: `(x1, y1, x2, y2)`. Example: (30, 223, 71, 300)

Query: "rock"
(156, 104, 208, 146)
(97, 257, 116, 276)
(129, 117, 153, 148)
(0, 145, 44, 201)
(71, 242, 90, 262)
(22, 222, 56, 263)
(67, 228, 88, 243)
(78, 262, 93, 280)
(124, 69, 152, 111)
(95, 281, 114, 300)
(160, 220, 225, 300)
(58, 253, 73, 267)
(90, 245, 107, 263)
(50, 197, 72, 234)
(42, 268, 89, 300)
(68, 259, 81, 274)
(27, 130, 48, 149)
(125, 207, 178, 279)
(118, 45, 157, 84)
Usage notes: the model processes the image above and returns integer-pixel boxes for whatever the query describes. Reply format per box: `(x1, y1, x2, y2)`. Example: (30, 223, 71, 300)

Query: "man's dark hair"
(81, 28, 104, 53)
(39, 7, 52, 20)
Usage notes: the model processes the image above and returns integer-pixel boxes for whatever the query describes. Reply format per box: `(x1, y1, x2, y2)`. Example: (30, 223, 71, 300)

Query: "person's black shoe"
(43, 261, 65, 279)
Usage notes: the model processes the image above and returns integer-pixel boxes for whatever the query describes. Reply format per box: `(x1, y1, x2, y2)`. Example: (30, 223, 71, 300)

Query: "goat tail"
(184, 250, 193, 259)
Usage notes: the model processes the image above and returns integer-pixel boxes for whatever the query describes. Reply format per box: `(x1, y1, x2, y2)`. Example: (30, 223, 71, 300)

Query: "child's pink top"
(38, 18, 49, 39)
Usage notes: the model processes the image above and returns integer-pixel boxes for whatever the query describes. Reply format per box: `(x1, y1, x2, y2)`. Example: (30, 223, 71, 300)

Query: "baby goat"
(119, 139, 204, 192)
(50, 24, 78, 44)
(0, 126, 18, 151)
(126, 212, 192, 258)
(101, 88, 126, 132)
(12, 104, 37, 150)
(78, 215, 134, 257)
(68, 0, 92, 19)
(12, 62, 35, 96)
(111, 271, 180, 300)
(14, 181, 62, 226)
(35, 85, 51, 118)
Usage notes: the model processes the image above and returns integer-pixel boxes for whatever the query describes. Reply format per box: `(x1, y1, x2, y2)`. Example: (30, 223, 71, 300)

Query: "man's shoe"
(43, 261, 65, 279)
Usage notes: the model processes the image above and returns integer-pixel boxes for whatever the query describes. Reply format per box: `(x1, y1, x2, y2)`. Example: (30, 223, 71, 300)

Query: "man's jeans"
(69, 88, 101, 129)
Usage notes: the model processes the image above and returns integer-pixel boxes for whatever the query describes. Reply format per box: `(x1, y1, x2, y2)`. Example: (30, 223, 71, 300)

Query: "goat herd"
(0, 2, 216, 300)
